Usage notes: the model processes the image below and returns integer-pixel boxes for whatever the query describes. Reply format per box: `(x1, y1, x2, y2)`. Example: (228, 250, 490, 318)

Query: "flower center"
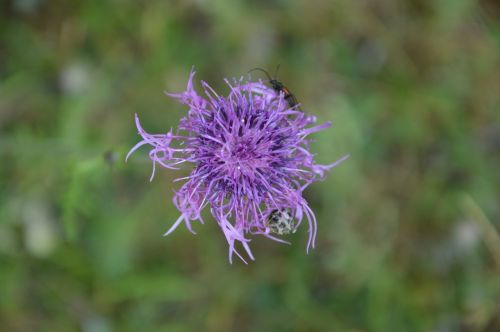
(220, 134, 269, 179)
(231, 139, 253, 160)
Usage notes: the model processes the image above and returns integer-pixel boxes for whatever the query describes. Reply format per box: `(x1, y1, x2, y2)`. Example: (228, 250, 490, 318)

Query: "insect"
(267, 208, 296, 235)
(249, 66, 301, 110)
(103, 149, 118, 168)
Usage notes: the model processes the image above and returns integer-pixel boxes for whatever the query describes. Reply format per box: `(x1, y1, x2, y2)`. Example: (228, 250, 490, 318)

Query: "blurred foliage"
(1, 0, 500, 331)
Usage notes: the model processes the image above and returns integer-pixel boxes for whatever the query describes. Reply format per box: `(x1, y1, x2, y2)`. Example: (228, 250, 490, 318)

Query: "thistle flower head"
(128, 69, 347, 263)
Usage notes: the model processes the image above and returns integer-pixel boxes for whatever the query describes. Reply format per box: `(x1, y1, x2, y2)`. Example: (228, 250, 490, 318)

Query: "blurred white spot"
(23, 201, 59, 258)
(60, 62, 91, 95)
(81, 314, 111, 332)
(453, 219, 480, 253)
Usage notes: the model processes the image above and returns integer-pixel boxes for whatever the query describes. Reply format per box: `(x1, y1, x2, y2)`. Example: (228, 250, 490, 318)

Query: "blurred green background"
(1, 0, 500, 331)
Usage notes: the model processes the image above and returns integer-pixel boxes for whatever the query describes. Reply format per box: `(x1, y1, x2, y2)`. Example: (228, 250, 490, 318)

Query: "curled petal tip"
(164, 215, 184, 236)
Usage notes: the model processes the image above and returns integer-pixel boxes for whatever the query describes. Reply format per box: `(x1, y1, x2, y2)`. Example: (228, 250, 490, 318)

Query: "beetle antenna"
(248, 67, 272, 81)
(274, 64, 281, 79)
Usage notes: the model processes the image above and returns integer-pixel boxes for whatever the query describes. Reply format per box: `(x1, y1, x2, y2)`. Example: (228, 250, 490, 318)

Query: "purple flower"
(127, 69, 348, 263)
